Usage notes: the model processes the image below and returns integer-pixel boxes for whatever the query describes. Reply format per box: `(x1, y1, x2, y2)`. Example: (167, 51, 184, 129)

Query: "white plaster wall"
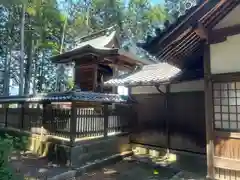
(214, 5, 240, 30)
(210, 34, 240, 74)
(170, 80, 204, 93)
(131, 85, 166, 94)
(131, 80, 204, 94)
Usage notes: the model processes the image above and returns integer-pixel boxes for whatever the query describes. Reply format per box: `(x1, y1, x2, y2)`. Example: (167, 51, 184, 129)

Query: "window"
(213, 82, 240, 131)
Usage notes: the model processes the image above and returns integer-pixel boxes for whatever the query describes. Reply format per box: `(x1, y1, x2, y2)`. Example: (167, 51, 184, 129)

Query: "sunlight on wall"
(117, 86, 129, 96)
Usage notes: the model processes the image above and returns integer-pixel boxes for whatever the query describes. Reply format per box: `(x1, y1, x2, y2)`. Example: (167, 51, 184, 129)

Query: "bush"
(0, 129, 29, 152)
(0, 135, 14, 180)
(0, 134, 24, 180)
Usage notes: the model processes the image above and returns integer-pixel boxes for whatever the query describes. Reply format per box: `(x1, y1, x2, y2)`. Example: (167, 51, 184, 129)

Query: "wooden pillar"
(103, 104, 109, 137)
(70, 101, 77, 145)
(72, 62, 76, 88)
(165, 84, 170, 152)
(204, 43, 214, 179)
(43, 101, 50, 125)
(4, 103, 8, 127)
(19, 102, 25, 129)
(93, 64, 98, 92)
(42, 101, 50, 128)
(112, 64, 118, 94)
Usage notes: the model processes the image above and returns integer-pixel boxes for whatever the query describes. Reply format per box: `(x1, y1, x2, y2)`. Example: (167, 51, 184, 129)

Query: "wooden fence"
(0, 104, 133, 141)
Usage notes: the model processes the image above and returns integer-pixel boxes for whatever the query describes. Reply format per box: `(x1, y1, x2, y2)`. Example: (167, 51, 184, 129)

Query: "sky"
(152, 0, 164, 4)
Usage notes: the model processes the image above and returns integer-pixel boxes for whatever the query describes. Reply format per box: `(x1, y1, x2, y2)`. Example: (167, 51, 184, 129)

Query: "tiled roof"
(51, 26, 154, 65)
(74, 30, 116, 51)
(0, 91, 128, 103)
(104, 63, 181, 86)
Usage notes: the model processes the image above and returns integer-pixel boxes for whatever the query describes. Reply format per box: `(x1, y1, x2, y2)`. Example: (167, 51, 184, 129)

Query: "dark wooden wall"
(130, 91, 206, 154)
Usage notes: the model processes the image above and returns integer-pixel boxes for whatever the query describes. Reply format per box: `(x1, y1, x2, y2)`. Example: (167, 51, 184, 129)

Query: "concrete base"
(71, 135, 131, 167)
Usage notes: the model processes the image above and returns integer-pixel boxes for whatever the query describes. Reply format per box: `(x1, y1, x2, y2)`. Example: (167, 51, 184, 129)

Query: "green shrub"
(0, 129, 29, 152)
(0, 134, 24, 180)
(0, 135, 14, 180)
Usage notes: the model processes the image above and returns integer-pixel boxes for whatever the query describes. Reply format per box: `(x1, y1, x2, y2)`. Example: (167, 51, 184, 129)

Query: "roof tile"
(105, 63, 181, 86)
(0, 91, 128, 103)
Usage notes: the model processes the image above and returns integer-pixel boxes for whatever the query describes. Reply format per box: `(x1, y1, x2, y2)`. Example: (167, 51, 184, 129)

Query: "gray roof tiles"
(0, 91, 128, 103)
(105, 63, 181, 86)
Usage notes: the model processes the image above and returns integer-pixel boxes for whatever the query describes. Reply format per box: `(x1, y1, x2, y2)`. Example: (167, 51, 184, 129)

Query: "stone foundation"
(71, 135, 131, 167)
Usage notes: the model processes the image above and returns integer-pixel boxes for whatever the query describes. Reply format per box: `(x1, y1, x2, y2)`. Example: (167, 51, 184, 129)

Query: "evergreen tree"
(165, 0, 199, 22)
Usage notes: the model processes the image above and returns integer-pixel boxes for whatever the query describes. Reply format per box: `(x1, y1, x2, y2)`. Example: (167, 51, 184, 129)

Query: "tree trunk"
(24, 34, 33, 95)
(32, 56, 37, 95)
(3, 48, 12, 96)
(19, 4, 25, 96)
(38, 51, 45, 92)
(56, 8, 69, 92)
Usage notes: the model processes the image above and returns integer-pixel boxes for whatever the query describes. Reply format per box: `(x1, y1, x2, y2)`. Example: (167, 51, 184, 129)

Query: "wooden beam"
(202, 0, 232, 28)
(194, 22, 209, 41)
(209, 24, 240, 44)
(214, 156, 240, 171)
(212, 72, 240, 82)
(215, 131, 240, 139)
(157, 29, 193, 59)
(204, 43, 215, 179)
(208, 35, 227, 44)
(207, 0, 240, 29)
(149, 0, 213, 54)
(76, 64, 96, 70)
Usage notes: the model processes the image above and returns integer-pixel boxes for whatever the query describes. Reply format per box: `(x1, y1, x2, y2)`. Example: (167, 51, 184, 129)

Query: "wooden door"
(212, 81, 240, 179)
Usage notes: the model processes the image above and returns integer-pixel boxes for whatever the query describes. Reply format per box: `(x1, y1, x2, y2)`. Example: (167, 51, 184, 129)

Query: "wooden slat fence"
(45, 107, 71, 138)
(0, 104, 133, 140)
(23, 107, 42, 132)
(76, 108, 104, 138)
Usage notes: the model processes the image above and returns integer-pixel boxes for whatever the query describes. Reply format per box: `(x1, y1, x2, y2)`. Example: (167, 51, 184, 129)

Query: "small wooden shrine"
(51, 26, 151, 93)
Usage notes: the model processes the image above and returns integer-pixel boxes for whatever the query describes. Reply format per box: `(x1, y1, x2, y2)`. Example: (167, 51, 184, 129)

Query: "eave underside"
(142, 0, 240, 69)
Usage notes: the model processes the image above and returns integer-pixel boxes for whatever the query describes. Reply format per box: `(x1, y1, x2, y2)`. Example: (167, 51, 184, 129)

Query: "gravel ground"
(9, 152, 206, 180)
(77, 154, 207, 180)
(78, 158, 179, 180)
(9, 152, 71, 179)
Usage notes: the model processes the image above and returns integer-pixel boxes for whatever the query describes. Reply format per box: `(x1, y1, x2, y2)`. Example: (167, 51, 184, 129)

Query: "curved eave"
(138, 0, 239, 68)
(51, 45, 118, 63)
(141, 0, 211, 54)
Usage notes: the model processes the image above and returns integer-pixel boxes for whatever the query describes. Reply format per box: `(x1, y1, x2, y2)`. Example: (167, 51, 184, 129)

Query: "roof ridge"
(75, 25, 118, 43)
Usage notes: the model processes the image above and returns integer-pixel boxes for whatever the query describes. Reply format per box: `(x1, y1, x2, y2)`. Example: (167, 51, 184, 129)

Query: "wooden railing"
(0, 104, 133, 141)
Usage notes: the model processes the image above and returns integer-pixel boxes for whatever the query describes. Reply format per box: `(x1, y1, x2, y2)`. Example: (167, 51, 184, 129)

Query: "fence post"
(70, 101, 77, 144)
(42, 101, 50, 126)
(19, 102, 25, 129)
(103, 104, 109, 137)
(4, 103, 9, 127)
